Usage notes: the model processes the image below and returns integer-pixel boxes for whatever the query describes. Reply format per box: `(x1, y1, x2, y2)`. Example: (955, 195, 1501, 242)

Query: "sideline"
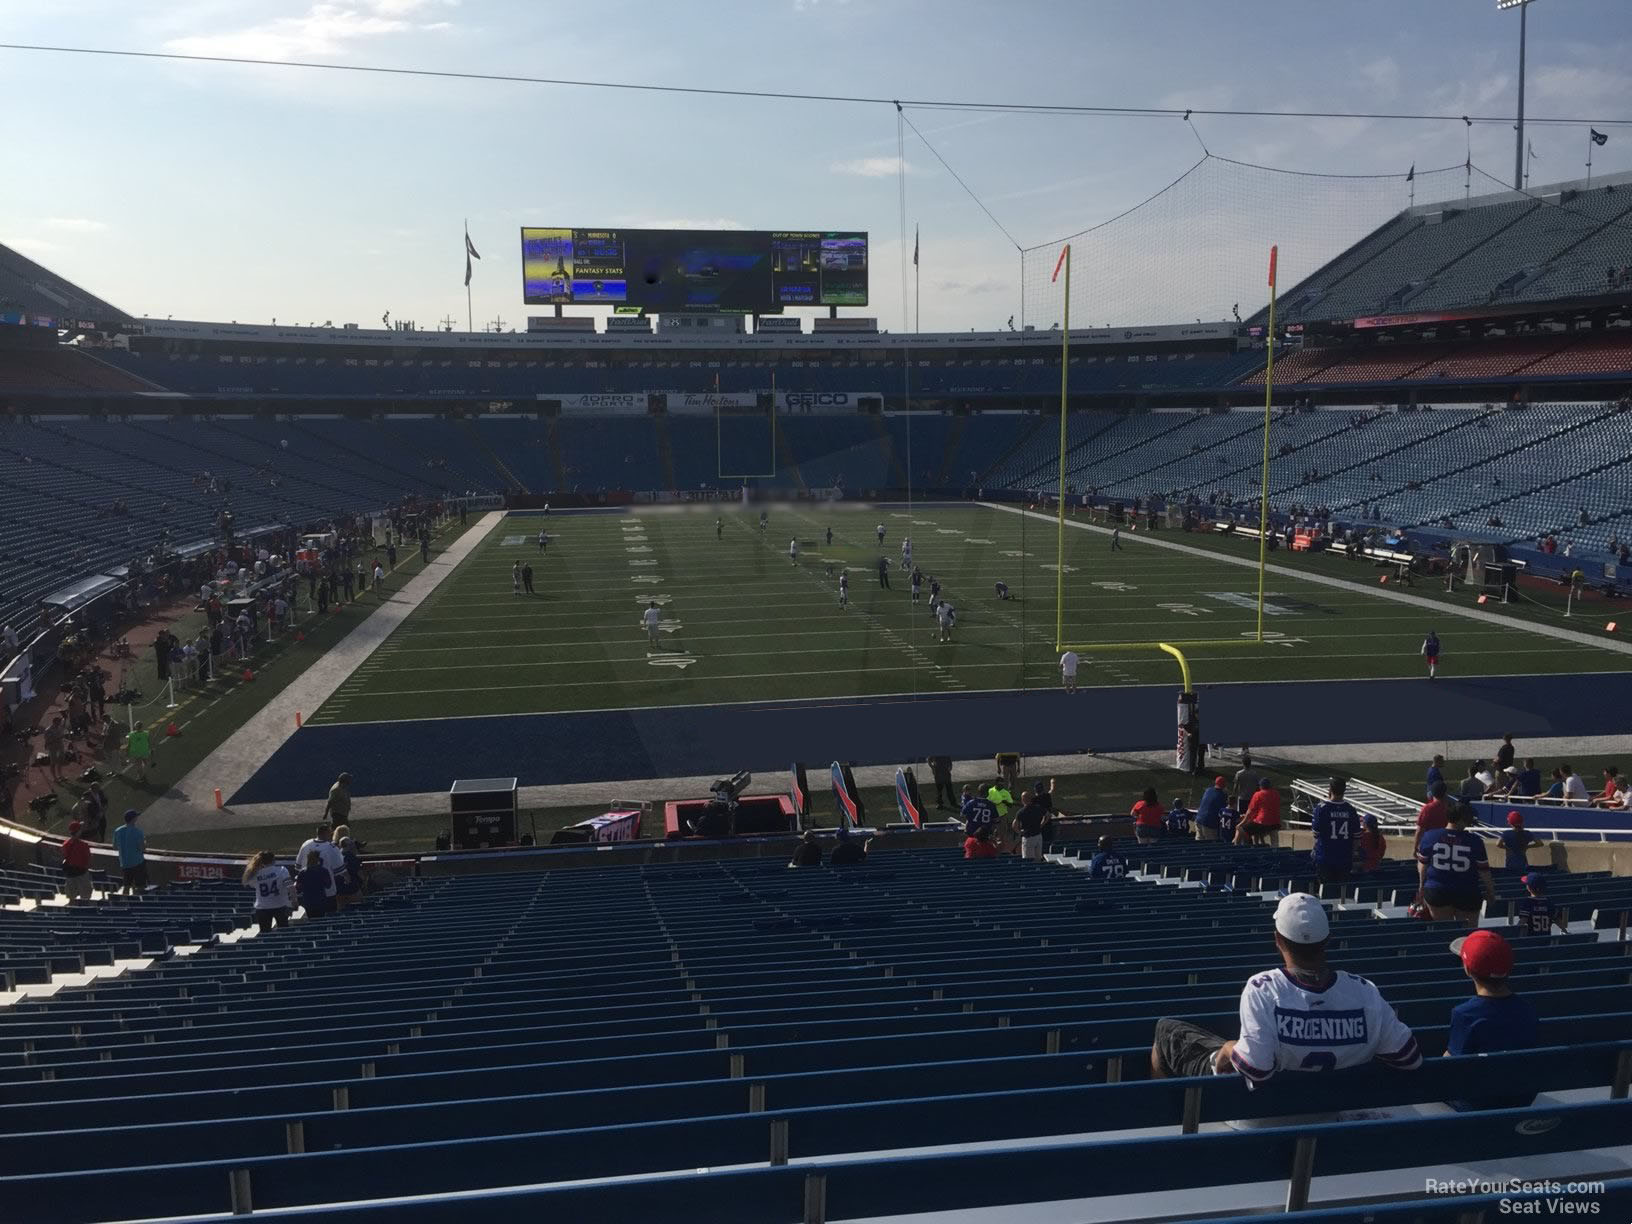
(984, 502, 1632, 659)
(139, 512, 506, 834)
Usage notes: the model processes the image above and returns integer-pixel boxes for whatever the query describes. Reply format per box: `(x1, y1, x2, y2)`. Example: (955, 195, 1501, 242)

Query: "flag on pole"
(1406, 163, 1415, 182)
(1590, 129, 1609, 147)
(912, 225, 919, 267)
(1528, 141, 1538, 159)
(464, 226, 481, 287)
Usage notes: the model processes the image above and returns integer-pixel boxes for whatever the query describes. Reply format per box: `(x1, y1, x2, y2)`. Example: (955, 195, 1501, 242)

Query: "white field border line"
(139, 510, 509, 825)
(308, 662, 1629, 728)
(985, 502, 1632, 659)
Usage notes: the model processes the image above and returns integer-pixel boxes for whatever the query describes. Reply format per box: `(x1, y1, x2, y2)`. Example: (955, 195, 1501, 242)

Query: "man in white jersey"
(294, 824, 344, 903)
(1150, 893, 1421, 1083)
(789, 538, 799, 564)
(876, 523, 886, 544)
(1059, 650, 1080, 694)
(642, 600, 662, 647)
(900, 537, 912, 571)
(837, 572, 849, 607)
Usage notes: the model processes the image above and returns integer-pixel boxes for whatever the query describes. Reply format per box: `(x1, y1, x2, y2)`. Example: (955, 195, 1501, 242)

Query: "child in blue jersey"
(1216, 803, 1240, 844)
(1514, 872, 1566, 936)
(1165, 798, 1193, 839)
(1309, 777, 1359, 884)
(1445, 929, 1538, 1111)
(296, 850, 334, 920)
(1416, 804, 1495, 925)
(1086, 835, 1127, 880)
(1498, 810, 1541, 871)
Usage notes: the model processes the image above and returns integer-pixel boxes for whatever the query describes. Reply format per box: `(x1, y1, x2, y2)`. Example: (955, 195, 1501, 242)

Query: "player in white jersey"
(900, 537, 912, 571)
(642, 600, 662, 646)
(789, 538, 799, 564)
(1151, 893, 1421, 1083)
(876, 523, 886, 544)
(837, 572, 849, 607)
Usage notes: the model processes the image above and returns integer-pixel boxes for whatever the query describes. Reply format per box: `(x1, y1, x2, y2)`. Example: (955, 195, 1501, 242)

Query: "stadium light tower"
(1497, 0, 1536, 191)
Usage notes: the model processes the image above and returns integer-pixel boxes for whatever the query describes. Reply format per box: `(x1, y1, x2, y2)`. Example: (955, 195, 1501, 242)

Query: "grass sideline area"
(147, 748, 1632, 857)
(20, 513, 485, 837)
(309, 502, 1630, 725)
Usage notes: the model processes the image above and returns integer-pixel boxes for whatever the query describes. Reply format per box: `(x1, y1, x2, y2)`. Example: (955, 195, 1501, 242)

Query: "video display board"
(520, 228, 867, 311)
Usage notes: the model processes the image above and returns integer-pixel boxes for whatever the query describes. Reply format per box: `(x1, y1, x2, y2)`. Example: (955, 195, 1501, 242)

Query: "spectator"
(986, 776, 1014, 820)
(60, 821, 93, 904)
(963, 823, 1000, 860)
(1085, 834, 1127, 880)
(1236, 778, 1282, 845)
(925, 755, 955, 810)
(1013, 789, 1049, 860)
(789, 829, 823, 868)
(296, 823, 345, 905)
(1444, 930, 1538, 1111)
(1059, 649, 1079, 693)
(112, 809, 146, 893)
(1494, 734, 1516, 773)
(43, 712, 67, 784)
(323, 773, 353, 825)
(1030, 779, 1059, 852)
(1309, 777, 1358, 885)
(1459, 763, 1488, 802)
(295, 849, 333, 919)
(124, 720, 154, 782)
(1194, 775, 1228, 841)
(1417, 804, 1496, 926)
(1150, 894, 1421, 1082)
(1232, 752, 1258, 808)
(244, 850, 294, 931)
(1357, 809, 1387, 873)
(1543, 767, 1566, 801)
(1425, 754, 1445, 798)
(1130, 787, 1165, 845)
(1514, 872, 1567, 936)
(829, 824, 870, 866)
(1512, 758, 1542, 799)
(335, 836, 364, 905)
(1165, 796, 1193, 839)
(77, 780, 109, 842)
(1560, 764, 1589, 804)
(1217, 800, 1241, 845)
(1594, 766, 1623, 808)
(960, 784, 999, 840)
(1498, 811, 1541, 871)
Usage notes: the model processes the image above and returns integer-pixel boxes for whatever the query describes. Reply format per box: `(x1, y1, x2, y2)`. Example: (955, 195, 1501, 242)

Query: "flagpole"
(465, 220, 473, 333)
(914, 225, 921, 334)
(1586, 131, 1593, 188)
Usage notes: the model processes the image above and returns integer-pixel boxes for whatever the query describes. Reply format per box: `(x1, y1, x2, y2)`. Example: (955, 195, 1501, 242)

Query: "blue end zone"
(230, 671, 1632, 804)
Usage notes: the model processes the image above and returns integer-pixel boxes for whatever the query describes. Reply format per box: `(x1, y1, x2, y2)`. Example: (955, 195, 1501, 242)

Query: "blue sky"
(1, 0, 1627, 333)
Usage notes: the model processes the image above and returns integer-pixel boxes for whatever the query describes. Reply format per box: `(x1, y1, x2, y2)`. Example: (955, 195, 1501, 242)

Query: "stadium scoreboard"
(520, 227, 867, 312)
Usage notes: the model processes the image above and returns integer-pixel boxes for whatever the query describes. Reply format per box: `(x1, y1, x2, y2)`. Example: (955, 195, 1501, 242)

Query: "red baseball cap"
(1451, 929, 1514, 979)
(1214, 776, 1229, 787)
(67, 821, 82, 834)
(1506, 810, 1523, 827)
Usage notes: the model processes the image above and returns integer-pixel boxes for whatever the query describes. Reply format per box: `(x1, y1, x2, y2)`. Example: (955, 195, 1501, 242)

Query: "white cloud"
(11, 238, 65, 256)
(1357, 56, 1400, 99)
(935, 278, 1006, 296)
(164, 1, 456, 60)
(1531, 64, 1630, 109)
(42, 218, 108, 233)
(831, 156, 914, 178)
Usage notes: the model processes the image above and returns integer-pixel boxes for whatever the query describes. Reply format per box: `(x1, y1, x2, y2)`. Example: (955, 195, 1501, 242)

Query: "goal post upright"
(1053, 242, 1070, 653)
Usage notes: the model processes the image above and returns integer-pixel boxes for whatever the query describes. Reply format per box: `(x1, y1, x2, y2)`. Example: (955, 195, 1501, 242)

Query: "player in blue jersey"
(1216, 802, 1240, 845)
(1309, 777, 1358, 885)
(1165, 798, 1193, 839)
(1514, 872, 1567, 936)
(1416, 804, 1495, 925)
(1086, 835, 1127, 880)
(959, 785, 999, 841)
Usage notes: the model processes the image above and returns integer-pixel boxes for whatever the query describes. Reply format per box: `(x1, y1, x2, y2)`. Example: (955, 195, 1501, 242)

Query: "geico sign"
(784, 393, 851, 408)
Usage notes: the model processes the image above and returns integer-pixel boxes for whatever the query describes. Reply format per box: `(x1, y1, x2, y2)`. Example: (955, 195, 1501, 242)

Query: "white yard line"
(137, 512, 506, 834)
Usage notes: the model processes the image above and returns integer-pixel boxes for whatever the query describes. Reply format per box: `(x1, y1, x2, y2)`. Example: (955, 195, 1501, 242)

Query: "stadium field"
(305, 503, 1632, 726)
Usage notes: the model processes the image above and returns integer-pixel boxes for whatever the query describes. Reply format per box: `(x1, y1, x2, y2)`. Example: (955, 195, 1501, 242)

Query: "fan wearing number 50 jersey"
(1151, 894, 1421, 1087)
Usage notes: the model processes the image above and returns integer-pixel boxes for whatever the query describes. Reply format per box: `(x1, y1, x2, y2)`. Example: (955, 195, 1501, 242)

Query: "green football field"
(308, 503, 1631, 724)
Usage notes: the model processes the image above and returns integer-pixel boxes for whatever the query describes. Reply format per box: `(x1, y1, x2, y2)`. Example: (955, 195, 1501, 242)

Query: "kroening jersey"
(1229, 968, 1421, 1086)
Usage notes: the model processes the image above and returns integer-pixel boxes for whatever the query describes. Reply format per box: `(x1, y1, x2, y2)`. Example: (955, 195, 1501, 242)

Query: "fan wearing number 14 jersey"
(1309, 777, 1359, 885)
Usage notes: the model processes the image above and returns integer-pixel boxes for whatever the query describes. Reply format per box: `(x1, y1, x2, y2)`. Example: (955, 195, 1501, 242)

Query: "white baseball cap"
(1273, 893, 1330, 944)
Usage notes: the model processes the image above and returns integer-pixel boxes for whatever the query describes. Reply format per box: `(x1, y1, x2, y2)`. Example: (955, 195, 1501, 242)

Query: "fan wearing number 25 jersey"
(1231, 967, 1422, 1085)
